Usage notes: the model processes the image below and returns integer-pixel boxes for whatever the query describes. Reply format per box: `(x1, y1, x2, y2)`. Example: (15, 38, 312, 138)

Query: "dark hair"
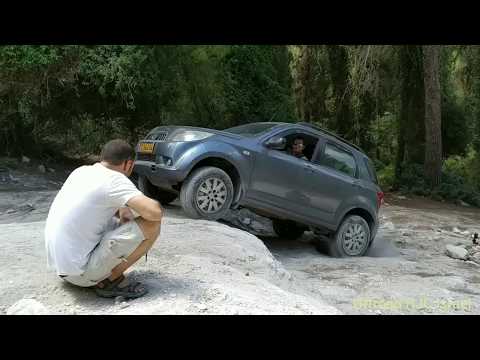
(294, 136, 305, 143)
(100, 139, 135, 165)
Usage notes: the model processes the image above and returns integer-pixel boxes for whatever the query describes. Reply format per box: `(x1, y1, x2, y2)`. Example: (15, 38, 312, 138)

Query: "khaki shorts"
(62, 219, 145, 287)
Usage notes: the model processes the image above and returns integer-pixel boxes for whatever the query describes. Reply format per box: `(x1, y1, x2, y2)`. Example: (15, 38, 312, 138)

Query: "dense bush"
(383, 159, 480, 206)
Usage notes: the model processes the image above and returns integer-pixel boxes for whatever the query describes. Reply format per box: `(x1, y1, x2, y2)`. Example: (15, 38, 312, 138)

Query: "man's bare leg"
(108, 217, 162, 282)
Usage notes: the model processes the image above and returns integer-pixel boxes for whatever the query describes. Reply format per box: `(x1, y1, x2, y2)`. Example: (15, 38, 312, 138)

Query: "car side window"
(265, 131, 319, 162)
(319, 143, 357, 178)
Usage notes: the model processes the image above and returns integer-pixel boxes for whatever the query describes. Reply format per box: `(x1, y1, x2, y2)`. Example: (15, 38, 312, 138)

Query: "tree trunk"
(294, 46, 329, 124)
(395, 45, 425, 185)
(423, 45, 442, 188)
(326, 45, 353, 140)
(402, 46, 425, 164)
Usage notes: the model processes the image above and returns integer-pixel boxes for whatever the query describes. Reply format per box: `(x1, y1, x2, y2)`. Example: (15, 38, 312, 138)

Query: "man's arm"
(126, 194, 164, 221)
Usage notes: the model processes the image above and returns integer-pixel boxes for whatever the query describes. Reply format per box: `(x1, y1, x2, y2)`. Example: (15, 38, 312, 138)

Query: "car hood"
(144, 125, 239, 141)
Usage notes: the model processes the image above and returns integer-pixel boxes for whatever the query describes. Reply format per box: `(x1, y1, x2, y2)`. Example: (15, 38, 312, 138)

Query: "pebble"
(114, 296, 125, 305)
(119, 302, 130, 309)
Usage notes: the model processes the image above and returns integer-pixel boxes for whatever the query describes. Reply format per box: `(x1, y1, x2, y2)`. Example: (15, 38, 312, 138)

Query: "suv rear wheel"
(272, 219, 306, 240)
(180, 166, 234, 220)
(326, 215, 371, 257)
(138, 175, 178, 205)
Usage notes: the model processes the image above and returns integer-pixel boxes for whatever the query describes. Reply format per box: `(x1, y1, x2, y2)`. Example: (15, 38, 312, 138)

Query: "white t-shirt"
(45, 163, 142, 276)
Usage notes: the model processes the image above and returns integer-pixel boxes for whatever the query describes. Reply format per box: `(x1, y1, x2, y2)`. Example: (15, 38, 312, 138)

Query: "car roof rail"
(297, 122, 364, 153)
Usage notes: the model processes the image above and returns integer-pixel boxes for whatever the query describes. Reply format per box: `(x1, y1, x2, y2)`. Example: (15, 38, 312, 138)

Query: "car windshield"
(223, 123, 279, 137)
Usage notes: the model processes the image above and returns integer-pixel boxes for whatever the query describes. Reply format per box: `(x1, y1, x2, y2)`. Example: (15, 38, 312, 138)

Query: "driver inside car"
(287, 136, 309, 161)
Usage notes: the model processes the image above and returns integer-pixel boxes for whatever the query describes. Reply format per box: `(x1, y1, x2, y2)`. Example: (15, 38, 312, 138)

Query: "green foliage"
(392, 160, 480, 207)
(0, 45, 295, 157)
(377, 164, 395, 189)
(223, 45, 295, 125)
(1, 44, 480, 207)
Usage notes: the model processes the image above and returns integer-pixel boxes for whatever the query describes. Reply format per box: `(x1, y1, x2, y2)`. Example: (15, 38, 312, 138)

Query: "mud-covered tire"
(180, 166, 234, 220)
(272, 219, 306, 240)
(327, 215, 371, 258)
(138, 175, 178, 205)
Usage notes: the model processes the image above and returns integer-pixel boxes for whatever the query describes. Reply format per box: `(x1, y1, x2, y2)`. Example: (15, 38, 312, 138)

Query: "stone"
(38, 165, 46, 173)
(466, 260, 480, 267)
(445, 245, 469, 261)
(469, 252, 480, 263)
(382, 222, 395, 231)
(452, 227, 465, 235)
(460, 200, 471, 207)
(7, 299, 50, 315)
(21, 156, 30, 164)
(119, 302, 130, 309)
(114, 296, 125, 305)
(48, 168, 55, 173)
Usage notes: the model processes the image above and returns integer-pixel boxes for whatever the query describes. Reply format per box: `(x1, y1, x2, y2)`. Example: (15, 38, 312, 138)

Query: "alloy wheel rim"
(341, 222, 368, 256)
(196, 177, 228, 213)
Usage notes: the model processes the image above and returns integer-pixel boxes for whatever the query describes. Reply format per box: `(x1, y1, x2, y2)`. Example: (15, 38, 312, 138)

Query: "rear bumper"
(133, 161, 188, 191)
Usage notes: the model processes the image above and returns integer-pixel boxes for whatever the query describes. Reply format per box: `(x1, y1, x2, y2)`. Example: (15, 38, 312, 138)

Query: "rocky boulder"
(445, 245, 469, 261)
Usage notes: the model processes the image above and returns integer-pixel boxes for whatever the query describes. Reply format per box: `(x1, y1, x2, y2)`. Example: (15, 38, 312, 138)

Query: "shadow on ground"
(59, 271, 196, 310)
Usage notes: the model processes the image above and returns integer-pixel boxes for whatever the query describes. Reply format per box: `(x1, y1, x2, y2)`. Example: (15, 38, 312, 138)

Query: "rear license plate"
(139, 142, 155, 154)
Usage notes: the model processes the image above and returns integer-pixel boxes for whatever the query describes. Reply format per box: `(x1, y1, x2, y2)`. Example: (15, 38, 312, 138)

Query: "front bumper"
(133, 161, 188, 191)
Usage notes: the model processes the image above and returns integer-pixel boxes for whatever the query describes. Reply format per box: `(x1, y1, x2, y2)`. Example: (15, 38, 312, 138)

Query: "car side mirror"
(265, 136, 286, 150)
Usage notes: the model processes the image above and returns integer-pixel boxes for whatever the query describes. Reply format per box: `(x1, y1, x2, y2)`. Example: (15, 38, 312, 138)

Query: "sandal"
(94, 275, 148, 299)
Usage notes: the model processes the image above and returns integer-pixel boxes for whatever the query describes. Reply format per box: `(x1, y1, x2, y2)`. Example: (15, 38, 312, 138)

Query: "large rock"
(7, 299, 50, 315)
(445, 245, 469, 261)
(0, 213, 340, 315)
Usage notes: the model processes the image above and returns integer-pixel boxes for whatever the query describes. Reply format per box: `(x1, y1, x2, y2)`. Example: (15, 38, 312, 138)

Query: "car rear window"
(320, 143, 357, 178)
(364, 158, 378, 184)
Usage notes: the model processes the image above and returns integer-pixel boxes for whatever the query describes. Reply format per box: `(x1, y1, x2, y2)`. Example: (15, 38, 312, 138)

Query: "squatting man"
(45, 139, 163, 299)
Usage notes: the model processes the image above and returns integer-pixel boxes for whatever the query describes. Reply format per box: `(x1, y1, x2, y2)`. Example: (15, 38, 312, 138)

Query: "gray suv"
(133, 122, 384, 257)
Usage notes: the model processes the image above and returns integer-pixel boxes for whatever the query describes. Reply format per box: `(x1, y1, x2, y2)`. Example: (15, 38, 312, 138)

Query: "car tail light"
(377, 191, 384, 208)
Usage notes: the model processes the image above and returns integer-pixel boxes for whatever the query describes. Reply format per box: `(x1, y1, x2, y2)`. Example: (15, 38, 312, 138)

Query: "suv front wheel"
(180, 166, 234, 220)
(326, 215, 371, 257)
